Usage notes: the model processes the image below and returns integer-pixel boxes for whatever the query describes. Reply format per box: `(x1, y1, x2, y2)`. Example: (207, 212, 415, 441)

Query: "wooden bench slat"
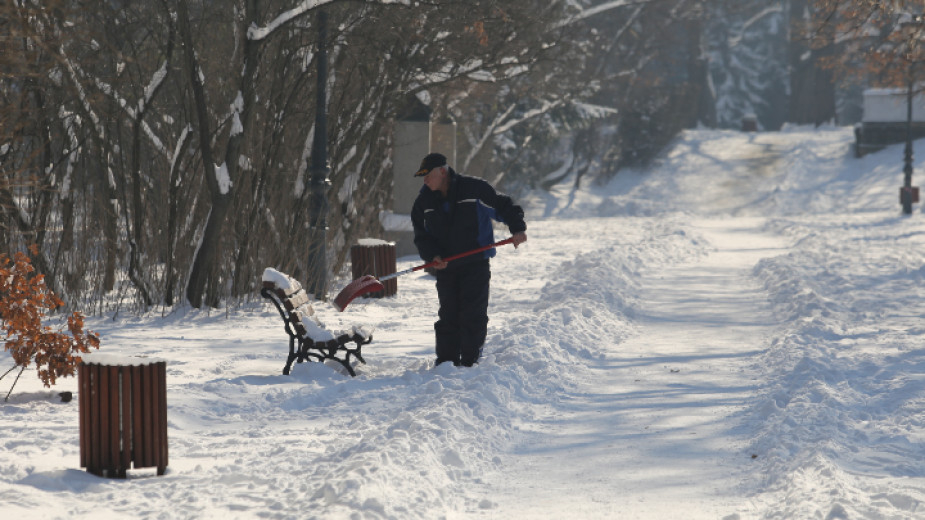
(262, 280, 304, 299)
(284, 290, 312, 311)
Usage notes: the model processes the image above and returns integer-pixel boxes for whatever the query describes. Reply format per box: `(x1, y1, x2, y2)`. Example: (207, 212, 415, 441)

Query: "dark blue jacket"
(411, 169, 526, 269)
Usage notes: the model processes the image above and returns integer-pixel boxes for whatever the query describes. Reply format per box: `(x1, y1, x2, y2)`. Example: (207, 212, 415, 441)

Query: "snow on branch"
(558, 0, 653, 27)
(463, 97, 615, 173)
(247, 0, 411, 41)
(60, 46, 104, 142)
(144, 61, 169, 110)
(462, 97, 568, 171)
(215, 163, 232, 195)
(91, 75, 169, 158)
(170, 125, 192, 183)
(411, 57, 533, 93)
(413, 59, 489, 85)
(572, 101, 619, 120)
(463, 104, 517, 171)
(58, 107, 80, 195)
(494, 99, 566, 134)
(230, 91, 245, 137)
(728, 4, 785, 48)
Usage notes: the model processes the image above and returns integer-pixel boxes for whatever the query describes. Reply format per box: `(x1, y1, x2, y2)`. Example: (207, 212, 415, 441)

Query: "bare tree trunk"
(789, 0, 836, 126)
(164, 127, 191, 306)
(688, 17, 716, 128)
(179, 0, 259, 308)
(126, 117, 153, 307)
(98, 172, 119, 294)
(177, 0, 226, 308)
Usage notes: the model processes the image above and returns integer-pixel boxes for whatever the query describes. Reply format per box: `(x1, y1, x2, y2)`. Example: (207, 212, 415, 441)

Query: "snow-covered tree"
(0, 0, 581, 309)
(704, 1, 792, 130)
(2, 0, 848, 312)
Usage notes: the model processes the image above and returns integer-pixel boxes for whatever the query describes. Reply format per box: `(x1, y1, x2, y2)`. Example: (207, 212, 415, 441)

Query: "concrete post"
(430, 116, 457, 167)
(392, 118, 431, 215)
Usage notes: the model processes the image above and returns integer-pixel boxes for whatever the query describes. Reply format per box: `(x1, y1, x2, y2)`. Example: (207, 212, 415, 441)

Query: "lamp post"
(900, 14, 925, 214)
(308, 10, 331, 297)
(903, 65, 916, 214)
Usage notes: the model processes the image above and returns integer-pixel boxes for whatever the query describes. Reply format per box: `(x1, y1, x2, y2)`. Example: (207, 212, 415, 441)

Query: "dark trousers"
(434, 260, 491, 366)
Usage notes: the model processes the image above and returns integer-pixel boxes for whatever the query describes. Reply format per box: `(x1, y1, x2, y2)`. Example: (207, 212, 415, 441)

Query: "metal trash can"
(78, 355, 167, 478)
(351, 239, 397, 297)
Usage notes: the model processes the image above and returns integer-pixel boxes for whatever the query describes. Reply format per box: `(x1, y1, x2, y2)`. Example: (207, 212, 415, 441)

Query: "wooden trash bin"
(351, 239, 398, 297)
(78, 355, 167, 478)
(742, 114, 758, 132)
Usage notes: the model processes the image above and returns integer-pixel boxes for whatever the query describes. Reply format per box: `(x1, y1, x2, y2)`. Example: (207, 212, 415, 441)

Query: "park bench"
(260, 268, 372, 376)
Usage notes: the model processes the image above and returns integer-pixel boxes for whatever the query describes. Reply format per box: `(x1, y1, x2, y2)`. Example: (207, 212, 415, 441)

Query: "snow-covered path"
(489, 218, 789, 519)
(10, 127, 925, 519)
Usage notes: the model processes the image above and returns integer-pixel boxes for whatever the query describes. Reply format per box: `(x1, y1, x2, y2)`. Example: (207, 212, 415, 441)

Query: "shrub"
(0, 246, 100, 400)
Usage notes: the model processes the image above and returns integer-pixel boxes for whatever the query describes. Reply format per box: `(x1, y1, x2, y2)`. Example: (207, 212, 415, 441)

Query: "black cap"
(414, 153, 448, 177)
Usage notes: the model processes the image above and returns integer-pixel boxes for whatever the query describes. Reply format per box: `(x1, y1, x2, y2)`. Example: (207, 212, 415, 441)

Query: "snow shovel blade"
(332, 275, 385, 311)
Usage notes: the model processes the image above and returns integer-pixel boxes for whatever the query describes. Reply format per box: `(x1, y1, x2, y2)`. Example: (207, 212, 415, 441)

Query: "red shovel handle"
(383, 237, 517, 280)
(415, 237, 516, 273)
(333, 237, 517, 311)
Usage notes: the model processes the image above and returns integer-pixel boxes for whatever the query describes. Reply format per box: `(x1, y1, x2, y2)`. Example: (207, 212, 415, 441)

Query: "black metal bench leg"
(336, 357, 357, 377)
(344, 346, 365, 366)
(283, 336, 298, 375)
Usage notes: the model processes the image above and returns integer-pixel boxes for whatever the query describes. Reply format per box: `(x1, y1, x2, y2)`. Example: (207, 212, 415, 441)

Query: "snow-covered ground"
(4, 126, 925, 519)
